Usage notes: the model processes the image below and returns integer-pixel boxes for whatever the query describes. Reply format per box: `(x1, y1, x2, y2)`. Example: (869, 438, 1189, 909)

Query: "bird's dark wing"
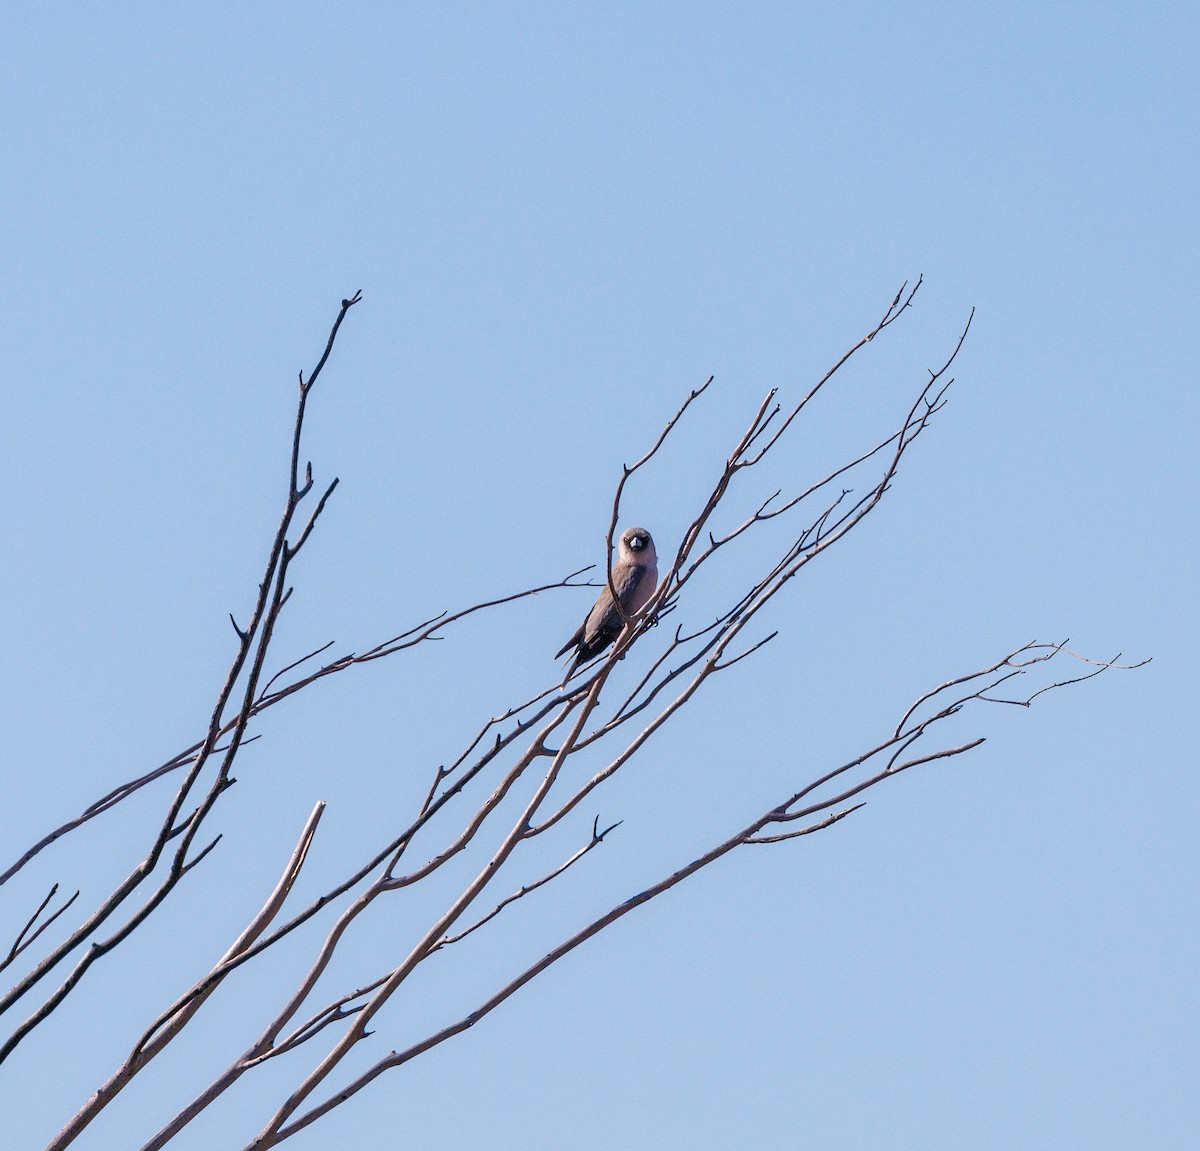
(557, 582, 618, 666)
(557, 563, 657, 670)
(577, 563, 653, 659)
(554, 620, 586, 660)
(574, 617, 623, 663)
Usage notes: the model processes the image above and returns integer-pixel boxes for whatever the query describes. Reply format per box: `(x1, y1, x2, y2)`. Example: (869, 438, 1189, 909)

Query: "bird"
(556, 527, 659, 674)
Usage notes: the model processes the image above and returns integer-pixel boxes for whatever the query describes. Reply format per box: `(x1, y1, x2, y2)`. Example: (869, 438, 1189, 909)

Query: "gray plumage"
(556, 527, 658, 673)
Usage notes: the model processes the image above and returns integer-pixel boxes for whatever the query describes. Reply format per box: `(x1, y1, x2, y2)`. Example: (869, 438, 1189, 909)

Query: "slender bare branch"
(605, 376, 714, 623)
(439, 815, 622, 949)
(2, 886, 80, 974)
(0, 294, 360, 1060)
(45, 804, 325, 1151)
(745, 804, 867, 844)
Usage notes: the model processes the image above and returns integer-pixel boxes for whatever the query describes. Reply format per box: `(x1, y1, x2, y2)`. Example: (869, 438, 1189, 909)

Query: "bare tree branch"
(2, 886, 80, 974)
(0, 569, 594, 896)
(4, 283, 1145, 1151)
(45, 804, 325, 1151)
(1, 294, 361, 1060)
(250, 640, 1130, 1148)
(438, 815, 623, 949)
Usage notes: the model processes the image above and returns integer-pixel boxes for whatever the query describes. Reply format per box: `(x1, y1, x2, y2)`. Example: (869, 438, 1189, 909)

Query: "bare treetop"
(0, 286, 1144, 1151)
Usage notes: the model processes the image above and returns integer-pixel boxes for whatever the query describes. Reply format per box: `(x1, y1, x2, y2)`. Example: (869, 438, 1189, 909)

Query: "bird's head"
(620, 527, 656, 563)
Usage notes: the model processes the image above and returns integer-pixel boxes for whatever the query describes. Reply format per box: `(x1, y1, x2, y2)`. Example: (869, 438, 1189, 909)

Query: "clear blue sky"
(2, 4, 1196, 1149)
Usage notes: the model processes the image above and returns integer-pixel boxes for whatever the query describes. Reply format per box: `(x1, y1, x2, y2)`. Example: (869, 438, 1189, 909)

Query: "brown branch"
(259, 632, 1143, 1147)
(2, 886, 80, 974)
(0, 564, 591, 920)
(745, 804, 867, 844)
(138, 690, 594, 1150)
(286, 478, 340, 560)
(119, 676, 585, 1103)
(64, 284, 1141, 1151)
(179, 835, 223, 876)
(0, 293, 360, 1061)
(254, 736, 875, 1144)
(438, 815, 622, 949)
(237, 814, 625, 1081)
(46, 804, 325, 1151)
(4, 540, 593, 945)
(604, 376, 714, 623)
(0, 734, 262, 890)
(240, 681, 611, 1148)
(529, 368, 954, 842)
(743, 277, 925, 466)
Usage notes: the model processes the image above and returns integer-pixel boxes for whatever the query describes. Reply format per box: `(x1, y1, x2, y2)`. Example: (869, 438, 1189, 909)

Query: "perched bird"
(556, 527, 659, 674)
